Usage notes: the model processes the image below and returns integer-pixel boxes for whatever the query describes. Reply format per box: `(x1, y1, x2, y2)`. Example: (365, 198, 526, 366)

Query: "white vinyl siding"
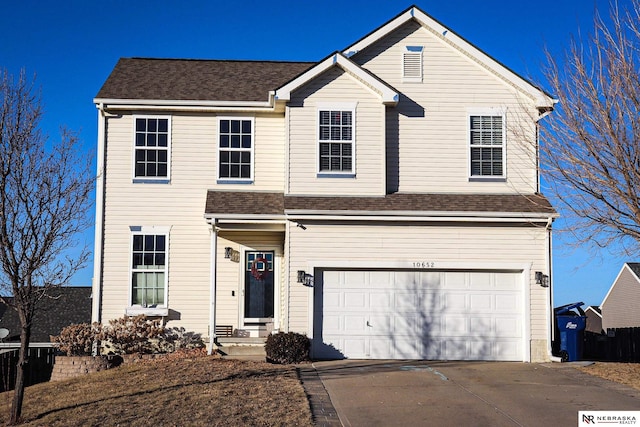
(288, 67, 385, 196)
(601, 266, 640, 329)
(350, 20, 538, 194)
(215, 233, 285, 331)
(286, 222, 549, 356)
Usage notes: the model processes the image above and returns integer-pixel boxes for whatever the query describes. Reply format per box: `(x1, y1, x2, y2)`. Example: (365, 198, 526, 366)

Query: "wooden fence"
(583, 327, 640, 362)
(0, 346, 56, 392)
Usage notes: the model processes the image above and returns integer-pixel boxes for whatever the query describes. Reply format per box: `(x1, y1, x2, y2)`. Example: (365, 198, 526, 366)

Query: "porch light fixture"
(535, 271, 549, 287)
(224, 247, 233, 259)
(297, 270, 306, 283)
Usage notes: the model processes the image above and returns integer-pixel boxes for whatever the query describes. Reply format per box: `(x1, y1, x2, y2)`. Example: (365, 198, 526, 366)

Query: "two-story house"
(92, 6, 557, 362)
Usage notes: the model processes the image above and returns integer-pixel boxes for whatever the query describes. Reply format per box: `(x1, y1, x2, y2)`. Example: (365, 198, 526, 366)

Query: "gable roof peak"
(343, 5, 556, 110)
(275, 51, 398, 105)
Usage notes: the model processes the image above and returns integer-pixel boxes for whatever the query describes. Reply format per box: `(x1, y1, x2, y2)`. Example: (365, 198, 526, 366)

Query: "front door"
(243, 251, 275, 321)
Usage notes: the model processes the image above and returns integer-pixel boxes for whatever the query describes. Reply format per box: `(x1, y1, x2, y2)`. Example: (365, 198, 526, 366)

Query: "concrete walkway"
(301, 360, 640, 427)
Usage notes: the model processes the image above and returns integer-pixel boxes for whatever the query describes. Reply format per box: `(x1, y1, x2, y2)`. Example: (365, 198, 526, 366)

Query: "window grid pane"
(469, 115, 504, 176)
(219, 119, 252, 179)
(132, 234, 166, 307)
(318, 110, 354, 172)
(134, 118, 169, 178)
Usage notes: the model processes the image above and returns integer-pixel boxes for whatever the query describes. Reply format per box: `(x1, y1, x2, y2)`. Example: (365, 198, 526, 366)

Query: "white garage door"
(312, 270, 524, 361)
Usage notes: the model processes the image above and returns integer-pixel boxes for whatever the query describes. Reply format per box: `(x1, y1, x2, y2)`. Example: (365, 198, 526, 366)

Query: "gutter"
(93, 94, 279, 113)
(545, 216, 562, 362)
(91, 103, 107, 325)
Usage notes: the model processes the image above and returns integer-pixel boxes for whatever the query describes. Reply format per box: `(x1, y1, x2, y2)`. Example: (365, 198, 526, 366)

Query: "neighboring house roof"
(601, 262, 640, 307)
(0, 287, 92, 343)
(95, 58, 315, 102)
(205, 191, 556, 219)
(627, 262, 640, 278)
(343, 5, 556, 109)
(586, 306, 602, 316)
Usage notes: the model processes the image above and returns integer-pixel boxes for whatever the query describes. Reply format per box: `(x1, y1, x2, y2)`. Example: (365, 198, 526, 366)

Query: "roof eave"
(93, 96, 276, 111)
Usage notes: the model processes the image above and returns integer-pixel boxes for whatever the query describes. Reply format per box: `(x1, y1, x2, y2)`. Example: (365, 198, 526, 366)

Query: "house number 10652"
(412, 261, 435, 268)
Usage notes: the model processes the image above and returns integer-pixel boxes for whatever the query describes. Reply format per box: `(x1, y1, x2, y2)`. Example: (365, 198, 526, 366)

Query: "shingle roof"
(0, 287, 92, 343)
(205, 191, 556, 217)
(95, 58, 315, 102)
(205, 191, 285, 215)
(627, 263, 640, 278)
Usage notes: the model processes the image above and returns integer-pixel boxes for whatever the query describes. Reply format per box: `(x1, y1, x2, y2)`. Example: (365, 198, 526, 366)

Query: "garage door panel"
(469, 316, 493, 334)
(443, 315, 469, 335)
(494, 317, 522, 336)
(344, 292, 367, 310)
(370, 292, 391, 310)
(314, 269, 524, 361)
(420, 291, 442, 311)
(469, 293, 493, 311)
(418, 272, 442, 289)
(469, 272, 492, 289)
(495, 294, 520, 311)
(443, 293, 467, 310)
(394, 292, 415, 310)
(495, 273, 519, 290)
(443, 272, 466, 289)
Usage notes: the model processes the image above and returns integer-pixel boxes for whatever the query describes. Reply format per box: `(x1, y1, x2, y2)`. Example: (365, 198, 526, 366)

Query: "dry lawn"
(579, 362, 640, 390)
(0, 353, 313, 426)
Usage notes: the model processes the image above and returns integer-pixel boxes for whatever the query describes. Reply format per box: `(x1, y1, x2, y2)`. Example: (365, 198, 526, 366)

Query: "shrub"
(157, 327, 205, 353)
(265, 332, 310, 364)
(98, 315, 165, 354)
(51, 322, 101, 356)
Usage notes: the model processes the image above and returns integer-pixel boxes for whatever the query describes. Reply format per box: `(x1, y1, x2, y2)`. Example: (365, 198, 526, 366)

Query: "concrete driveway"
(301, 360, 640, 427)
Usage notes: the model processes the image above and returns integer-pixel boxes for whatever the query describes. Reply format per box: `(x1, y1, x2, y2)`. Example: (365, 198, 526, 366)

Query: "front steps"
(216, 337, 266, 360)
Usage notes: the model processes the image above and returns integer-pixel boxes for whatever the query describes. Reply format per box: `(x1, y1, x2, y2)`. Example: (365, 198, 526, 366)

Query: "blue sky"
(0, 1, 629, 307)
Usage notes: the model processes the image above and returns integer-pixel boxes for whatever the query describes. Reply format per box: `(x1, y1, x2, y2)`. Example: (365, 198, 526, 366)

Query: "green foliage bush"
(265, 332, 310, 364)
(51, 322, 100, 356)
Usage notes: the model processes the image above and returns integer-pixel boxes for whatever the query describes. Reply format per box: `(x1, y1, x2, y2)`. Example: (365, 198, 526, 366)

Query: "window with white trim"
(218, 118, 253, 181)
(134, 117, 170, 180)
(131, 231, 167, 307)
(469, 114, 505, 177)
(402, 46, 423, 82)
(318, 109, 354, 173)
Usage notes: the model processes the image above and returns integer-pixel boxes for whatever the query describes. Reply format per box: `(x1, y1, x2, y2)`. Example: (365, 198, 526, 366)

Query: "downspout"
(91, 103, 107, 325)
(546, 217, 562, 362)
(208, 223, 218, 355)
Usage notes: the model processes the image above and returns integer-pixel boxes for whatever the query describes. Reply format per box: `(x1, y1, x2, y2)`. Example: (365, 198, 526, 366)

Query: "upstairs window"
(402, 46, 423, 82)
(318, 109, 354, 174)
(218, 118, 253, 182)
(134, 117, 170, 180)
(469, 114, 505, 178)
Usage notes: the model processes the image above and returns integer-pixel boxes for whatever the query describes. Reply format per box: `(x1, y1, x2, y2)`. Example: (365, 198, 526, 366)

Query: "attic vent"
(403, 46, 423, 82)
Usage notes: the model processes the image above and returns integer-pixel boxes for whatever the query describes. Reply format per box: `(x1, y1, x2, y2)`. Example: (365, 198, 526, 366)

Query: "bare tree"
(540, 0, 640, 254)
(0, 69, 93, 424)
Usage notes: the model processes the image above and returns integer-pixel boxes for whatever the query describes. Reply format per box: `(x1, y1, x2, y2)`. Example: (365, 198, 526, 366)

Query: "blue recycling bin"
(555, 302, 587, 362)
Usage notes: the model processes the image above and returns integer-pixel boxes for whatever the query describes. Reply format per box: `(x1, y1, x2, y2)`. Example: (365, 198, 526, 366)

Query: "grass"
(579, 362, 640, 390)
(2, 353, 638, 426)
(0, 352, 313, 426)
